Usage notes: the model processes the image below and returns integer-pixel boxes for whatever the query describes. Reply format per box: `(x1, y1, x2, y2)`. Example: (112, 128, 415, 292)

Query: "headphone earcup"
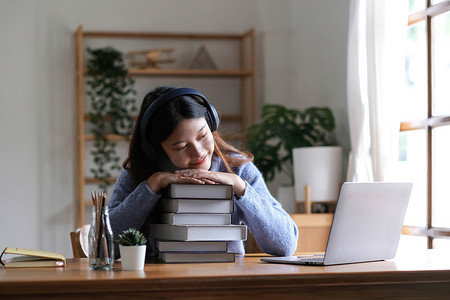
(205, 102, 220, 132)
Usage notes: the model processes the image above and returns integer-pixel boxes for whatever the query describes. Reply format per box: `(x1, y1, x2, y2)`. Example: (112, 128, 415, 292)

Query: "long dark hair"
(123, 86, 253, 182)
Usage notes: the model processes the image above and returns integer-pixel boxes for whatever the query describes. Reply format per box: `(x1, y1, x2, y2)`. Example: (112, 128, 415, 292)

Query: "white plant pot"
(119, 245, 147, 271)
(277, 185, 296, 214)
(293, 146, 342, 203)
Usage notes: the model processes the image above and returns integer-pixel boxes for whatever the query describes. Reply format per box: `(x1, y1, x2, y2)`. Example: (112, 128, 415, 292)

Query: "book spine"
(162, 213, 231, 225)
(151, 224, 247, 241)
(156, 241, 228, 252)
(162, 184, 233, 199)
(159, 252, 235, 263)
(161, 199, 234, 214)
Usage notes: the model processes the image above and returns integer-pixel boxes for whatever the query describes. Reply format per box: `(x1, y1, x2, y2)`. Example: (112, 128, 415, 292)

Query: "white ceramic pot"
(293, 146, 342, 203)
(119, 245, 147, 271)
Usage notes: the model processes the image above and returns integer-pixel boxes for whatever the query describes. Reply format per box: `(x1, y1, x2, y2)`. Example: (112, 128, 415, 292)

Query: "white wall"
(0, 0, 349, 257)
(290, 0, 351, 179)
(260, 0, 351, 189)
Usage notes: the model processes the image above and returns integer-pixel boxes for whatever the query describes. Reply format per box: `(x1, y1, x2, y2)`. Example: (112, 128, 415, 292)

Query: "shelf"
(83, 114, 242, 122)
(84, 68, 253, 77)
(85, 177, 117, 184)
(84, 134, 130, 141)
(82, 30, 249, 40)
(83, 132, 243, 141)
(76, 25, 255, 227)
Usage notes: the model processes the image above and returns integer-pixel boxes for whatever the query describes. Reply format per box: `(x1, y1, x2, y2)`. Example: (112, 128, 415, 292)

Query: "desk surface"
(1, 250, 450, 299)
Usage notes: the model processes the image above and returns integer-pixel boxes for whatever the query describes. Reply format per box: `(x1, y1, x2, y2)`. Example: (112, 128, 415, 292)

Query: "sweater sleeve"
(234, 162, 298, 256)
(107, 169, 160, 259)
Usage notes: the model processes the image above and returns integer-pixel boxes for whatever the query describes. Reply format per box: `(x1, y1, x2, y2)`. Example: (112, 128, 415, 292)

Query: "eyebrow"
(171, 124, 207, 146)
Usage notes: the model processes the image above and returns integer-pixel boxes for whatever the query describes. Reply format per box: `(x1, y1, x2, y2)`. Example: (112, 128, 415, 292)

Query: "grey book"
(162, 213, 231, 225)
(156, 241, 228, 252)
(159, 251, 235, 263)
(161, 199, 234, 214)
(150, 224, 247, 241)
(162, 183, 233, 199)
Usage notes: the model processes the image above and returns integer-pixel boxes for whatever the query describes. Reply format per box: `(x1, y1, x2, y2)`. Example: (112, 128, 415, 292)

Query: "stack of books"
(150, 183, 247, 263)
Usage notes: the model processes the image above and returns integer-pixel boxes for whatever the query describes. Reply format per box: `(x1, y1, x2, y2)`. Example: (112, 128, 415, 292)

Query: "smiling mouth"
(190, 156, 207, 167)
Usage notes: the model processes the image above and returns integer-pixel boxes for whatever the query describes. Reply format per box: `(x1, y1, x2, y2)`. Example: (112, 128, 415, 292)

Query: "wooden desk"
(1, 251, 450, 299)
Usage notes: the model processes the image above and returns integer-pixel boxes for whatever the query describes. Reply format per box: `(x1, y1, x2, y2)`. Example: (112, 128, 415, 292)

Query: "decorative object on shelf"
(189, 46, 217, 70)
(118, 228, 147, 271)
(86, 47, 138, 190)
(128, 48, 175, 69)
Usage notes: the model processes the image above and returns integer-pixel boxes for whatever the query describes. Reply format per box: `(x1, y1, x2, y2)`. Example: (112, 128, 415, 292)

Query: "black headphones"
(139, 87, 220, 162)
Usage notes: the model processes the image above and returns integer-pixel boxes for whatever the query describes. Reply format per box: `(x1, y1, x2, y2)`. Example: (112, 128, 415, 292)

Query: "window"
(400, 0, 450, 249)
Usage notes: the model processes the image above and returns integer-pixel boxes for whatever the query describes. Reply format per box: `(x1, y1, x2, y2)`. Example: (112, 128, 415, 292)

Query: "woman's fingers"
(176, 175, 206, 185)
(175, 169, 245, 196)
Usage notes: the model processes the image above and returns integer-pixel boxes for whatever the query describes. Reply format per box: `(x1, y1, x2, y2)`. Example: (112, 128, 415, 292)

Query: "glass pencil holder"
(88, 206, 114, 270)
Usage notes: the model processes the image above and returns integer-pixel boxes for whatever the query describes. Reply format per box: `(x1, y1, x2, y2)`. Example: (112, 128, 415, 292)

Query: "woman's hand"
(146, 171, 207, 194)
(175, 169, 246, 197)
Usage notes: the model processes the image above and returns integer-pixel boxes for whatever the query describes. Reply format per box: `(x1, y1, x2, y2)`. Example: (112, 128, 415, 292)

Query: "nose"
(190, 142, 203, 158)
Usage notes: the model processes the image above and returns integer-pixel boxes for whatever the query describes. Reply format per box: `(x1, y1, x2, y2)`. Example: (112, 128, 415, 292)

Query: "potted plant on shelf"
(118, 228, 147, 270)
(246, 104, 339, 213)
(86, 46, 138, 191)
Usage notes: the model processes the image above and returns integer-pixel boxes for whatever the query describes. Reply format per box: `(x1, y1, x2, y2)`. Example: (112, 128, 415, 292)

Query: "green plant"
(118, 228, 147, 246)
(246, 104, 335, 185)
(86, 47, 137, 190)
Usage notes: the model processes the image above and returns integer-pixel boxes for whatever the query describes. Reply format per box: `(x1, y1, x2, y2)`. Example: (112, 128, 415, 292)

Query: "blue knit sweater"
(108, 155, 298, 259)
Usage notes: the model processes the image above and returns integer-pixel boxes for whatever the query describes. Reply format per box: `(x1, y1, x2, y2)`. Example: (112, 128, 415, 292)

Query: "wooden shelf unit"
(84, 68, 253, 77)
(75, 25, 255, 228)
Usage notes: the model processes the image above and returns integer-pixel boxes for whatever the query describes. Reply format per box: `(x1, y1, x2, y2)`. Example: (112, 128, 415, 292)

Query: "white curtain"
(346, 0, 408, 182)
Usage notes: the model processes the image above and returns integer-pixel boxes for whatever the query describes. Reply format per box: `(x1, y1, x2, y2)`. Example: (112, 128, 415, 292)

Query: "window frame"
(401, 0, 450, 248)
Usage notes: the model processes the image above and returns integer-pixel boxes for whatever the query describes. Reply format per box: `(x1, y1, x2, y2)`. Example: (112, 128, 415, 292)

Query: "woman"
(108, 86, 298, 259)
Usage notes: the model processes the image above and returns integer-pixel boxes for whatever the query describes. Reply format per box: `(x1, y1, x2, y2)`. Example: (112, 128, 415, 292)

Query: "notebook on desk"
(261, 182, 413, 266)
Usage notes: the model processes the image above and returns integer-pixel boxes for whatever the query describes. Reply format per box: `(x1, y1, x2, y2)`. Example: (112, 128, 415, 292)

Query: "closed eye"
(176, 144, 187, 151)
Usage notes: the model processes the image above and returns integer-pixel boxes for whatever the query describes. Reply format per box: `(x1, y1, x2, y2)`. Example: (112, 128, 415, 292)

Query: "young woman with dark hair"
(108, 86, 298, 259)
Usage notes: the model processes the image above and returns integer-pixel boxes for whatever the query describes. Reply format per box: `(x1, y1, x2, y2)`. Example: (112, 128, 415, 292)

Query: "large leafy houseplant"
(86, 47, 137, 190)
(246, 104, 335, 186)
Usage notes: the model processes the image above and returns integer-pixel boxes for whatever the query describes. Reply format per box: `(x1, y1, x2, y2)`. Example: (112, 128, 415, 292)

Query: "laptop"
(261, 182, 413, 266)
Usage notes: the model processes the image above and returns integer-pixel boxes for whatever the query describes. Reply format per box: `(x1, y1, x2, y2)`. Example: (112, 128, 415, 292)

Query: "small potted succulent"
(118, 228, 147, 270)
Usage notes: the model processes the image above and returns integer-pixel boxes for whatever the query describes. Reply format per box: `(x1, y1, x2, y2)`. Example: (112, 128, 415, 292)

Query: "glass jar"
(88, 206, 114, 270)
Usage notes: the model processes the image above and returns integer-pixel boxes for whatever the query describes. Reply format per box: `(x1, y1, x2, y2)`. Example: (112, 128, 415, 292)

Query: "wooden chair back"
(70, 225, 90, 258)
